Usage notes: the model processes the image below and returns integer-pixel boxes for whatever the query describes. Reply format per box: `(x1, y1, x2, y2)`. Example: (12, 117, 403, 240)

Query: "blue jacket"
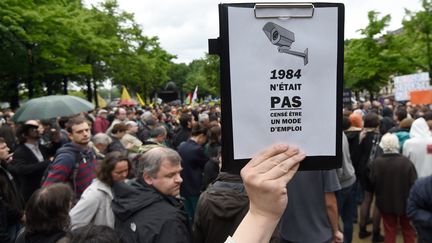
(407, 175, 432, 242)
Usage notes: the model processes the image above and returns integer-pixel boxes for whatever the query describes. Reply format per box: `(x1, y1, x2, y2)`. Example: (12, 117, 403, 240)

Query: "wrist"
(232, 211, 279, 243)
(248, 207, 282, 222)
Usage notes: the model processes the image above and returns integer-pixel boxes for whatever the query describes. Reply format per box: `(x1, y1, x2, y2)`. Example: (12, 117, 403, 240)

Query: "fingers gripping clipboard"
(209, 3, 344, 174)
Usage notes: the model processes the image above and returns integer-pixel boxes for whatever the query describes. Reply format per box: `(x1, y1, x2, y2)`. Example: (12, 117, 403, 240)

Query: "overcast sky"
(85, 0, 423, 64)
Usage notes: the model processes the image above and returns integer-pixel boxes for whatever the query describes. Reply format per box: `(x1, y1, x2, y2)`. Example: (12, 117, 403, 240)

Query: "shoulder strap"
(15, 227, 26, 243)
(71, 151, 83, 196)
(368, 133, 381, 163)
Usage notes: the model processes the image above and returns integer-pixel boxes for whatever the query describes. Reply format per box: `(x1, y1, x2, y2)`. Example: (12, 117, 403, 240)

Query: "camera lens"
(272, 31, 279, 41)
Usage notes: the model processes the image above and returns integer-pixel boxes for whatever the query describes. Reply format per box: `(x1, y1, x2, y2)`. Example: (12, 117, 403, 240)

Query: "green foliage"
(401, 0, 432, 77)
(10, 0, 432, 106)
(182, 54, 220, 98)
(68, 90, 87, 99)
(0, 0, 176, 108)
(344, 11, 392, 96)
(169, 62, 189, 89)
(344, 2, 432, 97)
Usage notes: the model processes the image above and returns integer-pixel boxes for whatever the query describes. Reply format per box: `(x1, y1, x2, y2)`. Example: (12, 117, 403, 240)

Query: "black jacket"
(193, 173, 248, 243)
(107, 136, 127, 153)
(112, 178, 191, 243)
(178, 139, 208, 197)
(344, 129, 362, 177)
(0, 164, 24, 243)
(7, 144, 50, 202)
(172, 127, 191, 149)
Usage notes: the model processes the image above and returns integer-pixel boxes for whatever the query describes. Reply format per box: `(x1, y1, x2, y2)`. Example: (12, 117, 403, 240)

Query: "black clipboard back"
(210, 2, 344, 174)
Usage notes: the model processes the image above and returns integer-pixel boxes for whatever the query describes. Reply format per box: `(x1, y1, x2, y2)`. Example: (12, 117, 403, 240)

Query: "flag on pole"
(121, 86, 132, 101)
(97, 94, 107, 108)
(136, 93, 145, 106)
(184, 93, 192, 105)
(191, 86, 198, 104)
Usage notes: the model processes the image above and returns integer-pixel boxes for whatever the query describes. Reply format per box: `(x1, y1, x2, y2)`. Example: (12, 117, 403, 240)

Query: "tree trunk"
(355, 91, 360, 102)
(368, 89, 375, 101)
(46, 80, 53, 95)
(62, 76, 68, 94)
(27, 47, 34, 98)
(86, 77, 92, 102)
(9, 78, 20, 109)
(93, 79, 99, 108)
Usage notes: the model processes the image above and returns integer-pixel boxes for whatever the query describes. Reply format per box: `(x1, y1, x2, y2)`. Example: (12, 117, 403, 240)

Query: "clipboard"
(209, 2, 344, 174)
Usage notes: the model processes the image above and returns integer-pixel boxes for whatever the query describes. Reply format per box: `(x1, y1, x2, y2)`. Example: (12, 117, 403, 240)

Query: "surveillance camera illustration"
(263, 22, 309, 65)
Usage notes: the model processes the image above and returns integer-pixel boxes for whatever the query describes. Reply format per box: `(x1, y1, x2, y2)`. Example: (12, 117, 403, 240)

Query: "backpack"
(367, 133, 383, 167)
(40, 148, 83, 195)
(365, 133, 383, 185)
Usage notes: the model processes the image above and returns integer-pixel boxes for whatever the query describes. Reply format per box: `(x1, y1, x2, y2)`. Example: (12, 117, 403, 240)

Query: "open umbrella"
(117, 99, 137, 106)
(12, 95, 95, 123)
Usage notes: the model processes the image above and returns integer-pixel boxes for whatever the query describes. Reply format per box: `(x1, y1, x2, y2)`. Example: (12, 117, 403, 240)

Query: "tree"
(168, 62, 189, 100)
(0, 0, 176, 108)
(183, 54, 220, 98)
(344, 11, 394, 99)
(400, 0, 432, 78)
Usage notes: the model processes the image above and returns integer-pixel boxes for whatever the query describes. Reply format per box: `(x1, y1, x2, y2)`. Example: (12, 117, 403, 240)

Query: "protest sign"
(210, 3, 344, 172)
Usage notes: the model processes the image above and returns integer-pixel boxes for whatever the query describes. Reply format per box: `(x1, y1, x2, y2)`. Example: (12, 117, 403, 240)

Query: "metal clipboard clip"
(254, 3, 315, 19)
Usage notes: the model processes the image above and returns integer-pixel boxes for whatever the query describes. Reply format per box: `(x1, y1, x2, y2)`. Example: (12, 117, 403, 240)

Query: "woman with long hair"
(16, 183, 73, 243)
(69, 151, 131, 230)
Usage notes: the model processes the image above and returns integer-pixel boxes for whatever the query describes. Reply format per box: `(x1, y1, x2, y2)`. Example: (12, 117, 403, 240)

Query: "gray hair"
(137, 147, 181, 178)
(379, 133, 400, 154)
(149, 125, 167, 138)
(92, 133, 112, 145)
(198, 113, 209, 123)
(142, 111, 153, 122)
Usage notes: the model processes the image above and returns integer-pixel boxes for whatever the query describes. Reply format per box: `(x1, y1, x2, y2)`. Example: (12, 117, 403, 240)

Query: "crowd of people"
(0, 99, 430, 243)
(342, 100, 432, 243)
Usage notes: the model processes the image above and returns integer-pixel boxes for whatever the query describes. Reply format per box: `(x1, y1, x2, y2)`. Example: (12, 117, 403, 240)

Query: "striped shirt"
(42, 143, 96, 199)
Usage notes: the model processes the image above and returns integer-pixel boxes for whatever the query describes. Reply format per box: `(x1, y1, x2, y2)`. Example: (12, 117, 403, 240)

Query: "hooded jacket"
(112, 178, 191, 243)
(193, 173, 249, 243)
(69, 179, 114, 230)
(403, 118, 432, 178)
(42, 143, 96, 200)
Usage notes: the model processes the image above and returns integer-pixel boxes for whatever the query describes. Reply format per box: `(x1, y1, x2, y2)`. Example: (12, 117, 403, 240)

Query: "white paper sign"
(228, 7, 339, 160)
(393, 72, 431, 101)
